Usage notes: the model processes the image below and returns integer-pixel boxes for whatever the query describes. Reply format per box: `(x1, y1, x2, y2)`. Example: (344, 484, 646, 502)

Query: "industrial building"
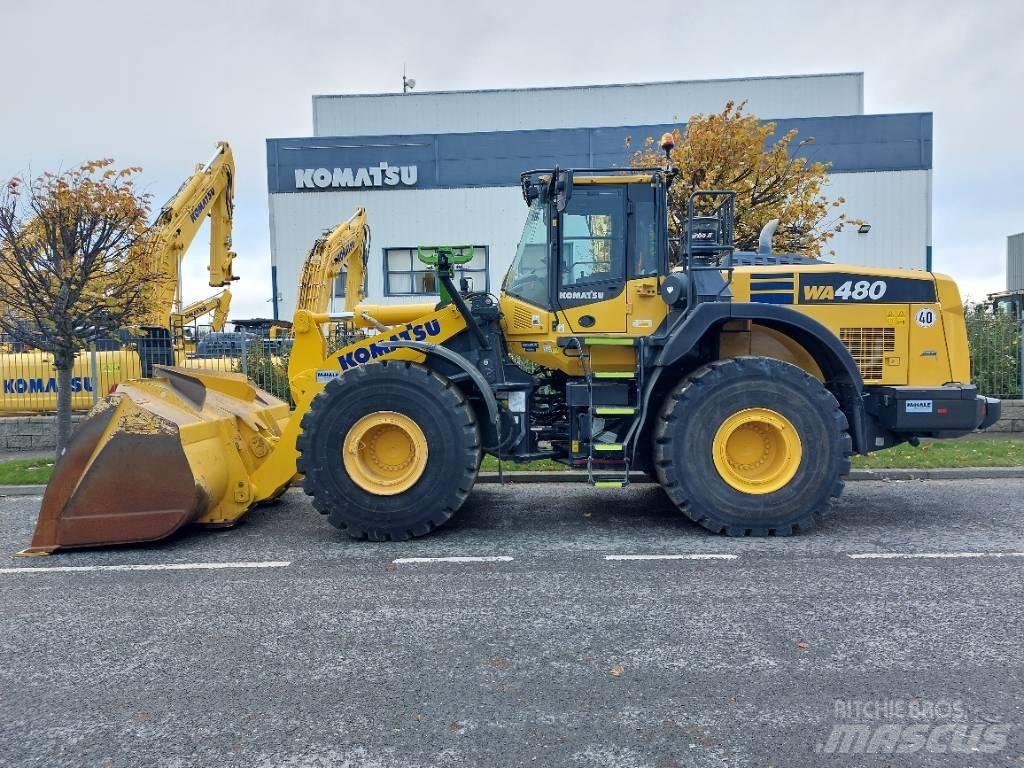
(1007, 232, 1024, 291)
(266, 72, 933, 319)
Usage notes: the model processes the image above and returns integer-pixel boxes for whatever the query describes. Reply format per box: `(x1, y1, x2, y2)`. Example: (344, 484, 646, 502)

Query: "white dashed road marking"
(604, 554, 738, 561)
(0, 561, 291, 575)
(847, 552, 1024, 560)
(393, 556, 514, 564)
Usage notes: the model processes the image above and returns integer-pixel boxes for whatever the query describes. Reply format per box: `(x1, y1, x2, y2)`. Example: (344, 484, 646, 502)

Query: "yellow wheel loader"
(20, 137, 1000, 553)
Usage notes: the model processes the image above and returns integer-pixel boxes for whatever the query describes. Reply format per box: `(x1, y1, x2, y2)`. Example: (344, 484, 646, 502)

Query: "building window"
(384, 246, 488, 296)
(333, 270, 367, 299)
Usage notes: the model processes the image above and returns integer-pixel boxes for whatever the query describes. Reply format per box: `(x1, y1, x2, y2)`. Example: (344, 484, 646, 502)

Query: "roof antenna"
(402, 64, 416, 94)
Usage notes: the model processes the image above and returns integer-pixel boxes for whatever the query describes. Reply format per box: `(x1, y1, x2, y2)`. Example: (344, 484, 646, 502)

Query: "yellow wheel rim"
(711, 407, 802, 495)
(343, 411, 428, 496)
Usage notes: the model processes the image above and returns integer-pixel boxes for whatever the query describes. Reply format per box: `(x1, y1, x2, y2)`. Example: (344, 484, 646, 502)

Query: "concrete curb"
(3, 467, 1024, 498)
(0, 485, 46, 497)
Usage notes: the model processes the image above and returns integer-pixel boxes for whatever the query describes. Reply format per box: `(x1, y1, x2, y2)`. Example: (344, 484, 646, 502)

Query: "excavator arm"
(142, 142, 238, 327)
(171, 289, 232, 333)
(296, 208, 369, 316)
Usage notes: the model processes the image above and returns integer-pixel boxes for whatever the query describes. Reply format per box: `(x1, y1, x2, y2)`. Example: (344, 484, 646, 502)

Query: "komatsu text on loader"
(21, 137, 999, 553)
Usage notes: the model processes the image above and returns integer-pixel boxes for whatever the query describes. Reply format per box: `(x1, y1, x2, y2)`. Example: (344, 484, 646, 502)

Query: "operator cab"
(504, 167, 667, 335)
(500, 156, 736, 372)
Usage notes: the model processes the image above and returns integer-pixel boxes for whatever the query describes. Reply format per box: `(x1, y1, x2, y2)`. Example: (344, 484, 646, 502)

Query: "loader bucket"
(18, 366, 293, 555)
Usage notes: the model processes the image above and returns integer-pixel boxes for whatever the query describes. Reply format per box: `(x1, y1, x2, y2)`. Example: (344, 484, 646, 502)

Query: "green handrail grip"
(583, 337, 635, 346)
(415, 245, 475, 266)
(415, 245, 475, 302)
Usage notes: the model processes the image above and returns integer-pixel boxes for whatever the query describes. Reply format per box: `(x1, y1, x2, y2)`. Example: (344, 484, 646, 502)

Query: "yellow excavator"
(21, 139, 1000, 553)
(0, 143, 239, 413)
(173, 290, 233, 341)
(142, 140, 238, 344)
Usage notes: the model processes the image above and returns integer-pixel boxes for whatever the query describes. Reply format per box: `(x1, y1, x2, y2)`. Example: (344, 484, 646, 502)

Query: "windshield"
(503, 198, 549, 307)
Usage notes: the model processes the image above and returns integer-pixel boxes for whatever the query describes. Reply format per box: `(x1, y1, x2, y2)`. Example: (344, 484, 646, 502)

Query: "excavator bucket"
(18, 366, 293, 555)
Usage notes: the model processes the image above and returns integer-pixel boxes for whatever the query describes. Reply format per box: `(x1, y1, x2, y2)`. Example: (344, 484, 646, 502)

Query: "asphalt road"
(1, 479, 1023, 767)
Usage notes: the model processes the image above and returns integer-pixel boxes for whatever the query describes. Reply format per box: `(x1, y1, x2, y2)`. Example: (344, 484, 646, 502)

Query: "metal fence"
(966, 311, 1022, 400)
(0, 331, 292, 414)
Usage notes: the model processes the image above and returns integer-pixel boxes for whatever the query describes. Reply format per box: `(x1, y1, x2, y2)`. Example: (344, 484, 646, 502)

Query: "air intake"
(512, 306, 535, 330)
(839, 327, 895, 381)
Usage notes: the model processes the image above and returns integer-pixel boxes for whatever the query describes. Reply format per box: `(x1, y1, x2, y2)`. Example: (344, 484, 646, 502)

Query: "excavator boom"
(142, 141, 238, 327)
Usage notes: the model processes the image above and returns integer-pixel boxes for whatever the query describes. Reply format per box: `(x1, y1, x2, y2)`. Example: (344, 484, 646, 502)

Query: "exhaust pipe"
(758, 219, 780, 255)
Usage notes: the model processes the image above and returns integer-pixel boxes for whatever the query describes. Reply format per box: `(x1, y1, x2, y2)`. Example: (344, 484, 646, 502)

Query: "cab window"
(503, 198, 549, 307)
(560, 187, 625, 286)
(631, 184, 659, 276)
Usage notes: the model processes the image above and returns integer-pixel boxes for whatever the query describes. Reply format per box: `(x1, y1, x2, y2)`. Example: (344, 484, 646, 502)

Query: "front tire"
(653, 357, 851, 536)
(296, 361, 480, 541)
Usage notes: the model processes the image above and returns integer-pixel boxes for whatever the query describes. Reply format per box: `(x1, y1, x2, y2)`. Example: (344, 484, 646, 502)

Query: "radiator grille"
(839, 327, 895, 381)
(512, 306, 535, 330)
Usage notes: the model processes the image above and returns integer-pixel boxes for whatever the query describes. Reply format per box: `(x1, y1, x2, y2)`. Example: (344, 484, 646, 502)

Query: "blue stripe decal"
(749, 281, 795, 291)
(267, 112, 933, 193)
(749, 273, 795, 280)
(749, 293, 794, 305)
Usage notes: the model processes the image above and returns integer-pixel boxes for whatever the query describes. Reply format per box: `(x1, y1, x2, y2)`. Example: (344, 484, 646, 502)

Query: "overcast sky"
(2, 0, 1021, 317)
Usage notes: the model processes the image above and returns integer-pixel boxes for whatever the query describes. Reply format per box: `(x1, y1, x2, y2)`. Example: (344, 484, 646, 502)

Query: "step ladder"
(576, 336, 644, 489)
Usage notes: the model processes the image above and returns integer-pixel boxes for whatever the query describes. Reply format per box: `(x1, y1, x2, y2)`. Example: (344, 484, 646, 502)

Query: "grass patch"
(483, 439, 1024, 472)
(0, 457, 55, 485)
(2, 439, 1023, 486)
(850, 439, 1024, 469)
(480, 455, 565, 472)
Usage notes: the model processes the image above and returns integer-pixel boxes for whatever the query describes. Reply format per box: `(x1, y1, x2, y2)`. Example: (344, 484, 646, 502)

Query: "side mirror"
(555, 169, 574, 213)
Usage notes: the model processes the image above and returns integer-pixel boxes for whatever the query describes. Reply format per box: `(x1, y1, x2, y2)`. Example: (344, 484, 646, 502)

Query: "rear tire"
(297, 361, 480, 541)
(653, 357, 851, 536)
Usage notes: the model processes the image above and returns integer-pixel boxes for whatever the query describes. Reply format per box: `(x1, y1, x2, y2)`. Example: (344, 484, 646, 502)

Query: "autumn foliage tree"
(630, 101, 859, 257)
(0, 160, 157, 456)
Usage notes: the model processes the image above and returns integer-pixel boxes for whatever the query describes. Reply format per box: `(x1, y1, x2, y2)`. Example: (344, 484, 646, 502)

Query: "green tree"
(630, 100, 860, 257)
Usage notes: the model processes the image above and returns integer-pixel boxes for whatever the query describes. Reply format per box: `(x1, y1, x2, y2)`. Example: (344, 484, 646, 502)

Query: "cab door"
(554, 185, 628, 333)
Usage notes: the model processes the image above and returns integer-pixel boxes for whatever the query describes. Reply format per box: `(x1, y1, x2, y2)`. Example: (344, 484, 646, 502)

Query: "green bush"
(235, 345, 291, 404)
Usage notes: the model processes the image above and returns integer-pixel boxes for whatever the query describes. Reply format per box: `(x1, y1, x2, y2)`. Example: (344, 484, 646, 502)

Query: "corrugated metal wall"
(313, 73, 864, 137)
(821, 171, 931, 269)
(269, 169, 929, 317)
(1008, 232, 1024, 291)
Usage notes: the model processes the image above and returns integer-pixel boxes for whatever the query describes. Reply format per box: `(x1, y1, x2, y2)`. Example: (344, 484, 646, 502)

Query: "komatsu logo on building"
(295, 163, 418, 190)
